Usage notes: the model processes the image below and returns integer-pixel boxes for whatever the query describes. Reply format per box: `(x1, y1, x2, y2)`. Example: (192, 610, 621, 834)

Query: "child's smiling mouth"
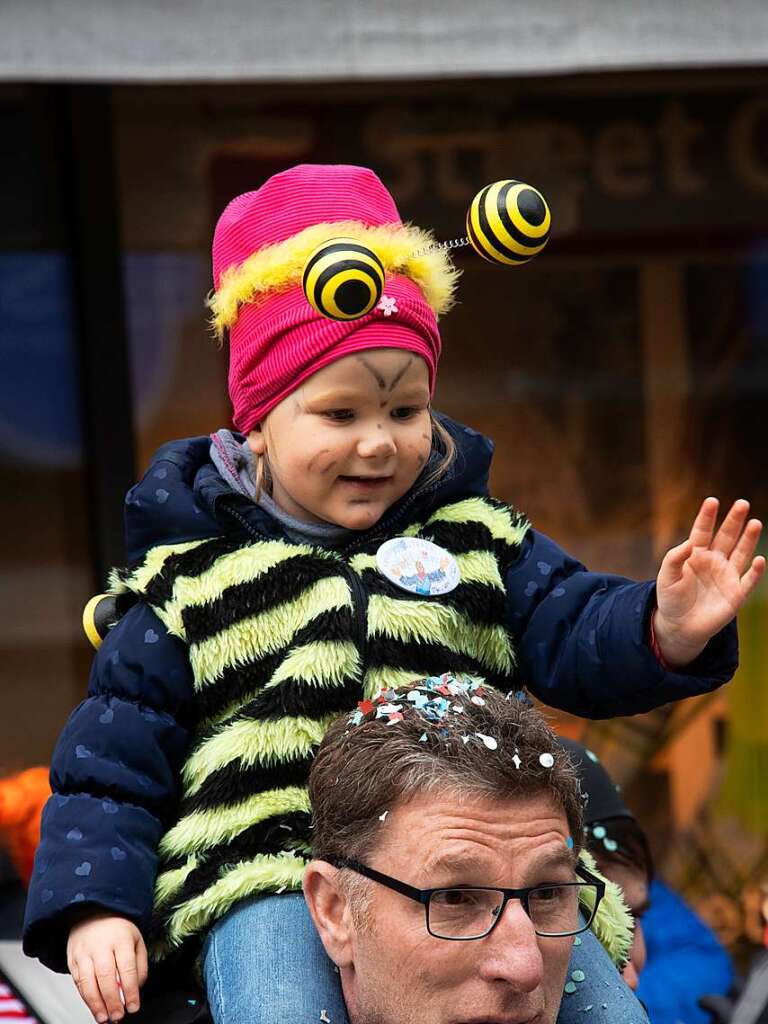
(338, 475, 393, 490)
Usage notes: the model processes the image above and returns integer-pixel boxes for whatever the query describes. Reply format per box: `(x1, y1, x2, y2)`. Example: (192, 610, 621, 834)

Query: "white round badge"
(376, 537, 461, 597)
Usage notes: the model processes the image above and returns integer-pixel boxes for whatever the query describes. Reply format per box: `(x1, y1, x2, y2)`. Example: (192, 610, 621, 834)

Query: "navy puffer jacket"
(23, 417, 738, 972)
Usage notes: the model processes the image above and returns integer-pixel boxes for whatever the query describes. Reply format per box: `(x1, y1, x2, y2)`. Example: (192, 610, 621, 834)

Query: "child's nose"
(357, 427, 397, 459)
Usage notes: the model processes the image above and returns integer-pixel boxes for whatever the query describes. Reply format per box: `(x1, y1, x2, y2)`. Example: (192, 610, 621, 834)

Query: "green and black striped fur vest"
(112, 496, 528, 963)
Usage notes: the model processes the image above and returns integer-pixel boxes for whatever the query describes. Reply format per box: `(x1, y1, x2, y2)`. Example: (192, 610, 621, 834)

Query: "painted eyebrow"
(387, 356, 414, 391)
(358, 356, 387, 389)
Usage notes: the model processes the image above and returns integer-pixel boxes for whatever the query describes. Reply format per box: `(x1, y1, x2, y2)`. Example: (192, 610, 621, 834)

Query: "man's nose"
(475, 899, 545, 992)
(357, 425, 396, 459)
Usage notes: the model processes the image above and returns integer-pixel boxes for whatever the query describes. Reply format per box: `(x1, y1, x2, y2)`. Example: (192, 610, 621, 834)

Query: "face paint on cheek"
(307, 448, 332, 472)
(321, 458, 339, 475)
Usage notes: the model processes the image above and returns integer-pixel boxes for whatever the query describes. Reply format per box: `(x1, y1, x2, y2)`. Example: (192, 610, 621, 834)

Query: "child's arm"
(504, 499, 761, 718)
(23, 601, 195, 978)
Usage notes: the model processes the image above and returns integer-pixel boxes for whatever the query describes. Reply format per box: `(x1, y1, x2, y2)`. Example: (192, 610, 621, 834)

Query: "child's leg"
(202, 892, 349, 1024)
(556, 927, 648, 1023)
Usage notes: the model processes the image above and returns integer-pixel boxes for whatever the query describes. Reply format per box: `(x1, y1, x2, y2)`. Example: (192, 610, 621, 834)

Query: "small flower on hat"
(377, 295, 399, 317)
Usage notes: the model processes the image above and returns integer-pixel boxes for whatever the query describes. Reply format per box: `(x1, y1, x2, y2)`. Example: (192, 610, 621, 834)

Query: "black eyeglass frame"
(325, 854, 606, 941)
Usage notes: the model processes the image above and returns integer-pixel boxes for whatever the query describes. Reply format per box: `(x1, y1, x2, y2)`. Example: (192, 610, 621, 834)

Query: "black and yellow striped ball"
(82, 594, 118, 650)
(466, 180, 551, 266)
(302, 237, 386, 320)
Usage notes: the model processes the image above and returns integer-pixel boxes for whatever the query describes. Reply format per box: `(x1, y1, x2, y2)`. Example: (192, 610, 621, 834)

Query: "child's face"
(248, 349, 433, 530)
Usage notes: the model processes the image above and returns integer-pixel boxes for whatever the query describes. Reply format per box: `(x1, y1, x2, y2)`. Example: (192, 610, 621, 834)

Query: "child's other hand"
(654, 497, 765, 667)
(67, 912, 147, 1022)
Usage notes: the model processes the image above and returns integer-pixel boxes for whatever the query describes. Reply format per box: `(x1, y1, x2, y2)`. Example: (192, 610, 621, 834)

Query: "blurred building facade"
(1, 0, 766, 964)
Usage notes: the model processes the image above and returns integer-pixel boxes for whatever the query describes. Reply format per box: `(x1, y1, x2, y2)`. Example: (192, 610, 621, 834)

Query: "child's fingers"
(135, 935, 149, 988)
(114, 943, 141, 1013)
(73, 957, 110, 1023)
(729, 518, 763, 575)
(93, 952, 126, 1021)
(659, 539, 692, 582)
(710, 498, 751, 557)
(688, 497, 719, 548)
(739, 556, 767, 600)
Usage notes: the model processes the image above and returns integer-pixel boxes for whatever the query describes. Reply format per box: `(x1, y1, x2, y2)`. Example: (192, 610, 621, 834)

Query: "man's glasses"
(326, 855, 605, 941)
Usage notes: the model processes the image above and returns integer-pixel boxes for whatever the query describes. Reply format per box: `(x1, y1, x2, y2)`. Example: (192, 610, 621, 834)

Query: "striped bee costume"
(110, 496, 528, 963)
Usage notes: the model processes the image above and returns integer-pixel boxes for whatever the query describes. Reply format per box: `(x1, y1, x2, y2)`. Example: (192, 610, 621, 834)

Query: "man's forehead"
(376, 790, 573, 877)
(422, 843, 575, 876)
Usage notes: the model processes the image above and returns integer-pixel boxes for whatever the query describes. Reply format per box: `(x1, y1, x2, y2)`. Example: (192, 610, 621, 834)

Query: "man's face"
(341, 791, 575, 1024)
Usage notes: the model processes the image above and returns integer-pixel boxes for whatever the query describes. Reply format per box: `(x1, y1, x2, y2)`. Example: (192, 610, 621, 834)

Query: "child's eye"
(391, 407, 420, 420)
(321, 409, 354, 422)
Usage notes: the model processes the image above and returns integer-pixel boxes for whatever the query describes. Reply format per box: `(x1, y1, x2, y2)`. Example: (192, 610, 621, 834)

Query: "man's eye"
(530, 885, 568, 903)
(432, 890, 482, 908)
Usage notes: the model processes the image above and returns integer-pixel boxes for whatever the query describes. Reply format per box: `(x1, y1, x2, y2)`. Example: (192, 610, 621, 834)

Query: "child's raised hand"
(67, 912, 147, 1022)
(654, 498, 765, 667)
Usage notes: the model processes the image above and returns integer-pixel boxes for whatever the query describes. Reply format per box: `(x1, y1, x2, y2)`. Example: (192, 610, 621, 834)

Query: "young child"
(23, 164, 763, 1024)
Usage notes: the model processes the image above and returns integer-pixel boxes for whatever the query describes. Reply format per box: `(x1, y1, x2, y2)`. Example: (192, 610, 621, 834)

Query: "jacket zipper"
(340, 479, 442, 558)
(222, 501, 370, 671)
(336, 560, 368, 670)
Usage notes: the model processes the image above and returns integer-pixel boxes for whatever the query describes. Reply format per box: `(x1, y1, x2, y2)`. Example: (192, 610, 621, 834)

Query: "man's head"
(304, 677, 586, 1024)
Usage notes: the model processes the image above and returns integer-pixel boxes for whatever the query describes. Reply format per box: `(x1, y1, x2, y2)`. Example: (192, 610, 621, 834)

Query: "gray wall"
(1, 0, 768, 82)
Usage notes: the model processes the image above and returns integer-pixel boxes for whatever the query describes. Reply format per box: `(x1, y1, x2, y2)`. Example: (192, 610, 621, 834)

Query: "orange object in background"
(0, 768, 50, 887)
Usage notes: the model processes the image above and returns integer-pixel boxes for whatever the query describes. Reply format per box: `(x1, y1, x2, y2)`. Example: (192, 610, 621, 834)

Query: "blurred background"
(1, 0, 766, 973)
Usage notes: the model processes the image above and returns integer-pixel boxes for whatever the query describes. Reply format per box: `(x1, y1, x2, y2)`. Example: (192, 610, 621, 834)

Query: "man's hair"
(309, 678, 584, 864)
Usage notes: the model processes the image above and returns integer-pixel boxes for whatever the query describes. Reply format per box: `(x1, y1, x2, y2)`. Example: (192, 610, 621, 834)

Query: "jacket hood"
(122, 413, 495, 565)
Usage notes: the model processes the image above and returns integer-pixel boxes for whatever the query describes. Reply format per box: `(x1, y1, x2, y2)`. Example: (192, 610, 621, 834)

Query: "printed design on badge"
(376, 537, 461, 596)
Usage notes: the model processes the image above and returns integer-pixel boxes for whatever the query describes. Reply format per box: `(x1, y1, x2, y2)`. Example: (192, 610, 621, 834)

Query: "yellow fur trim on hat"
(208, 220, 461, 338)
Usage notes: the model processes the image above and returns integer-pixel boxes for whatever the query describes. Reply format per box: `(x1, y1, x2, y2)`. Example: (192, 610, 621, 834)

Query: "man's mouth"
(457, 1013, 543, 1024)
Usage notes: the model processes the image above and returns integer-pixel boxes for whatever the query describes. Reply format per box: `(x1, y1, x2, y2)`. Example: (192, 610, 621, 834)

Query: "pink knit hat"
(209, 164, 458, 433)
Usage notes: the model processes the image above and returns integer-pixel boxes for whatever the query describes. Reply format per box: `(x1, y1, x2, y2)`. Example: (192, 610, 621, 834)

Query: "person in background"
(559, 738, 734, 1024)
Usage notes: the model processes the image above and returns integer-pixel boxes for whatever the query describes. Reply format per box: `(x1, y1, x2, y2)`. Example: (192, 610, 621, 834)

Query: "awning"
(2, 0, 768, 82)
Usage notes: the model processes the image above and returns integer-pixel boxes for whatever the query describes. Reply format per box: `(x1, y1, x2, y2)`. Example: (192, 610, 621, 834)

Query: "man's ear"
(246, 425, 265, 456)
(303, 861, 355, 968)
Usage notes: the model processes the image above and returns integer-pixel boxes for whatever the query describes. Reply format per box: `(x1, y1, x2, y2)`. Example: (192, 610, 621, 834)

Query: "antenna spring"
(412, 236, 471, 258)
